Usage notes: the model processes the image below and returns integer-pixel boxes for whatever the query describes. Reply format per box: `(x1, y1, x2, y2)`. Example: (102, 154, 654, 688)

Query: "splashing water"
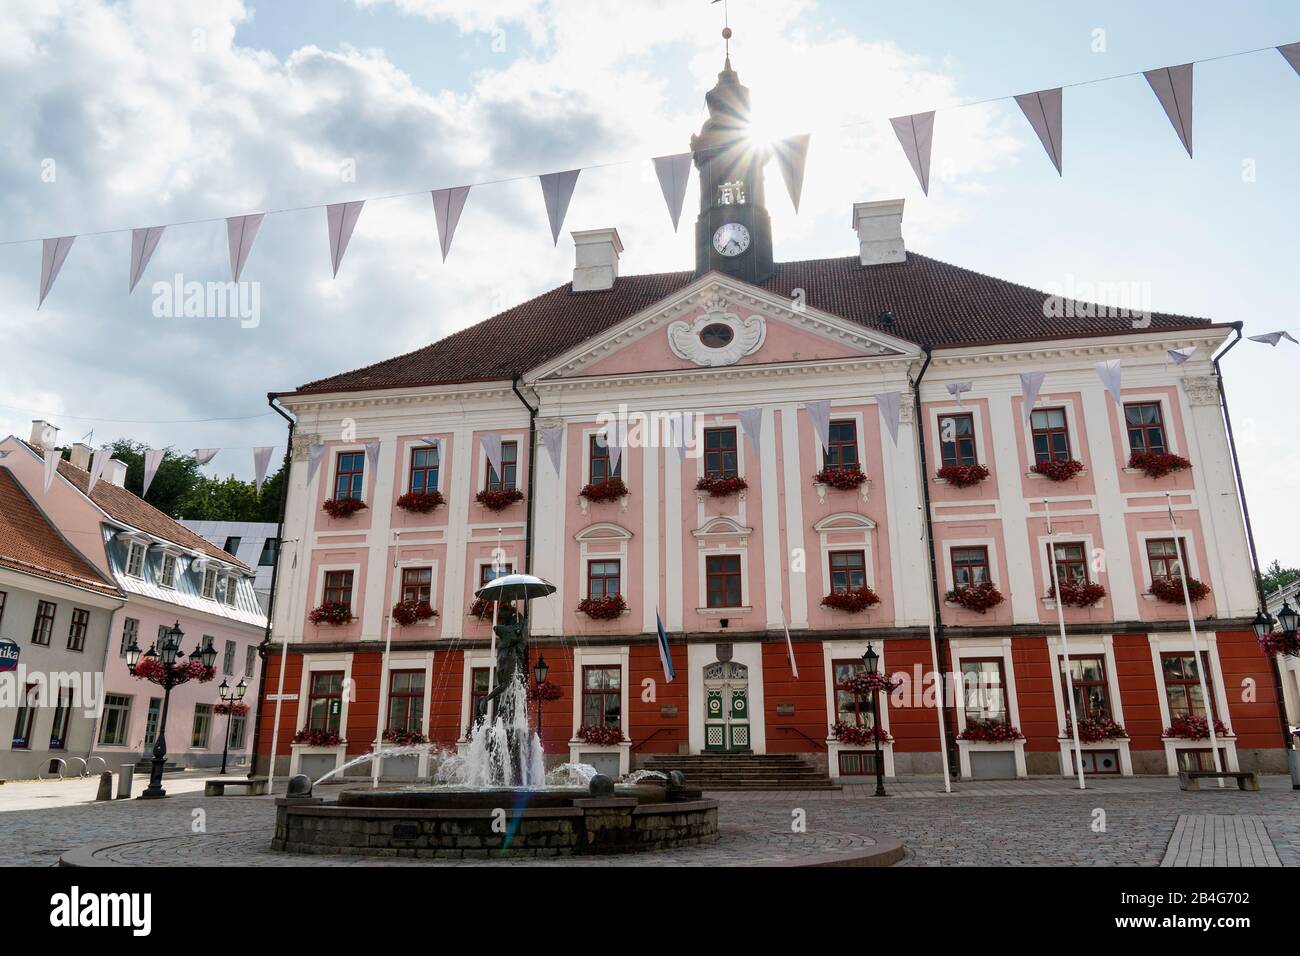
(622, 769, 668, 785)
(545, 762, 599, 787)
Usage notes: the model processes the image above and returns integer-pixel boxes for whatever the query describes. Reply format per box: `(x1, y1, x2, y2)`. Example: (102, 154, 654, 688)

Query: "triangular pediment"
(531, 274, 916, 382)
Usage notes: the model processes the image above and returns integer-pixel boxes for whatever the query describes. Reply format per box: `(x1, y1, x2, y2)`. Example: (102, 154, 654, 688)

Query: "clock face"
(712, 223, 751, 257)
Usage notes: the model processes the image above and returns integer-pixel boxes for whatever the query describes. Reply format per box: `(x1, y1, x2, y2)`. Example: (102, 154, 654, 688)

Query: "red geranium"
(837, 672, 898, 697)
(395, 490, 444, 513)
(1032, 459, 1084, 482)
(323, 497, 368, 519)
(308, 602, 353, 626)
(293, 729, 344, 747)
(382, 728, 428, 746)
(812, 466, 868, 491)
(213, 701, 249, 717)
(945, 581, 1005, 613)
(528, 679, 563, 702)
(820, 586, 882, 613)
(958, 719, 1025, 743)
(1050, 580, 1108, 608)
(695, 475, 748, 497)
(132, 656, 215, 686)
(830, 721, 892, 745)
(476, 488, 524, 511)
(468, 596, 494, 620)
(1258, 630, 1300, 657)
(1163, 715, 1230, 740)
(579, 477, 628, 502)
(1129, 451, 1192, 479)
(936, 463, 990, 488)
(1148, 576, 1210, 605)
(575, 724, 625, 746)
(577, 593, 627, 620)
(1062, 716, 1128, 742)
(391, 599, 437, 626)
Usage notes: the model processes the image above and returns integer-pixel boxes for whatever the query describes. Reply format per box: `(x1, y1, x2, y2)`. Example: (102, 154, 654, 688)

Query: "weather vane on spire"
(712, 0, 733, 62)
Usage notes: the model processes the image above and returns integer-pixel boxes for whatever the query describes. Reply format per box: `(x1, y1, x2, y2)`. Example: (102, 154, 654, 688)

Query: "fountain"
(272, 574, 719, 858)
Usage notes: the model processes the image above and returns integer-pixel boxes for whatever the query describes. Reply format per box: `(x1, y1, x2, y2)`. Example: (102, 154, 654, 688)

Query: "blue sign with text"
(0, 639, 19, 672)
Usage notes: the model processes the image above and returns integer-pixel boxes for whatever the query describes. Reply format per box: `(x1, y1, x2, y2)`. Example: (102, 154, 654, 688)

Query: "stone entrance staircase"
(639, 752, 838, 791)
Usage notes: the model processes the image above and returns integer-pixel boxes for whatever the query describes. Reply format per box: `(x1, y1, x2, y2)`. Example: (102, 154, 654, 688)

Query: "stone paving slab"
(1159, 815, 1284, 867)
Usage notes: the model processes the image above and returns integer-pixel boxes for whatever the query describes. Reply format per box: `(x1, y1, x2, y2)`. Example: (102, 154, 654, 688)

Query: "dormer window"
(126, 542, 146, 579)
(224, 576, 239, 607)
(201, 568, 218, 600)
(159, 554, 177, 589)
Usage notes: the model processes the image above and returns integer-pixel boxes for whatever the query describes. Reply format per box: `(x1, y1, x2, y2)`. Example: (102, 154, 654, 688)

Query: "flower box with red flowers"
(528, 679, 563, 702)
(820, 586, 882, 614)
(382, 728, 428, 746)
(131, 656, 215, 686)
(1258, 630, 1300, 658)
(391, 599, 437, 626)
(308, 602, 353, 626)
(1062, 716, 1128, 742)
(1031, 459, 1084, 482)
(468, 597, 495, 620)
(322, 497, 368, 519)
(476, 488, 525, 511)
(1148, 576, 1210, 605)
(292, 729, 344, 747)
(1049, 580, 1107, 608)
(957, 719, 1025, 743)
(575, 724, 625, 746)
(695, 475, 748, 498)
(1162, 716, 1230, 740)
(1128, 451, 1192, 479)
(579, 477, 628, 503)
(812, 466, 868, 491)
(837, 671, 898, 697)
(395, 490, 445, 513)
(830, 720, 892, 745)
(213, 701, 250, 717)
(945, 581, 1005, 613)
(935, 463, 990, 488)
(577, 593, 627, 620)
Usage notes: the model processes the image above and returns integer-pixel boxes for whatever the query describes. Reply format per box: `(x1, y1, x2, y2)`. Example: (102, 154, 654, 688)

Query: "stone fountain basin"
(336, 783, 700, 810)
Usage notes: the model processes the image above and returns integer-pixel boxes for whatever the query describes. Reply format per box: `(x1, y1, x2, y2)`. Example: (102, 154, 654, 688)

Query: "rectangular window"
(480, 563, 513, 586)
(98, 694, 132, 746)
(938, 413, 977, 468)
(950, 546, 990, 589)
(334, 451, 365, 500)
(126, 542, 145, 578)
(825, 420, 859, 470)
(703, 427, 738, 479)
(582, 666, 622, 729)
(11, 683, 37, 749)
(409, 445, 440, 494)
(832, 659, 876, 729)
(119, 617, 138, 657)
(228, 714, 247, 750)
(1050, 542, 1089, 585)
(1146, 538, 1183, 583)
(49, 685, 72, 750)
(245, 645, 257, 678)
(387, 670, 426, 734)
(201, 568, 218, 599)
(1125, 402, 1167, 456)
(222, 536, 242, 556)
(829, 550, 866, 593)
(485, 442, 518, 492)
(258, 538, 278, 567)
(1030, 408, 1072, 464)
(224, 575, 239, 607)
(307, 672, 345, 734)
(470, 667, 491, 725)
(191, 704, 213, 748)
(587, 560, 621, 599)
(223, 639, 236, 676)
(143, 698, 161, 747)
(960, 658, 1007, 723)
(158, 554, 177, 589)
(32, 600, 56, 646)
(1061, 656, 1111, 721)
(323, 570, 354, 608)
(401, 567, 433, 604)
(67, 608, 89, 652)
(705, 554, 743, 608)
(1161, 652, 1217, 721)
(589, 433, 621, 484)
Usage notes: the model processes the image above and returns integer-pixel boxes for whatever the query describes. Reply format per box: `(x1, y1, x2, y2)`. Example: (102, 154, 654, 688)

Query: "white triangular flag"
(539, 169, 581, 245)
(43, 448, 59, 494)
(1014, 87, 1063, 175)
(1249, 331, 1299, 346)
(362, 440, 380, 479)
(326, 201, 365, 278)
(193, 448, 219, 466)
(1167, 346, 1197, 365)
(805, 401, 831, 454)
(946, 382, 973, 405)
(876, 392, 902, 446)
(128, 226, 166, 294)
(889, 111, 935, 195)
(540, 424, 563, 474)
(39, 236, 76, 309)
(737, 407, 764, 458)
(1144, 63, 1194, 158)
(431, 186, 471, 262)
(1280, 43, 1300, 76)
(226, 214, 265, 282)
(604, 422, 625, 476)
(142, 448, 165, 499)
(652, 153, 692, 231)
(1095, 359, 1123, 404)
(87, 449, 111, 495)
(253, 446, 275, 493)
(305, 443, 326, 486)
(1020, 371, 1046, 425)
(481, 434, 503, 482)
(773, 134, 812, 213)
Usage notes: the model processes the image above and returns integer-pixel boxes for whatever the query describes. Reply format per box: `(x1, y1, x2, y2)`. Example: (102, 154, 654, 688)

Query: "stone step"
(640, 751, 837, 791)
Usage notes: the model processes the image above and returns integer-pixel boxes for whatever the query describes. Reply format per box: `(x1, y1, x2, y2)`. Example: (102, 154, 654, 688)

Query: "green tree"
(1259, 559, 1300, 596)
(107, 440, 202, 518)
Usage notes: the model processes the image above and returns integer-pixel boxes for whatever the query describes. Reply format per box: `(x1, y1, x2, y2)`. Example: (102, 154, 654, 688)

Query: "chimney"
(571, 228, 623, 292)
(69, 442, 93, 470)
(105, 459, 128, 488)
(29, 420, 58, 450)
(853, 199, 906, 266)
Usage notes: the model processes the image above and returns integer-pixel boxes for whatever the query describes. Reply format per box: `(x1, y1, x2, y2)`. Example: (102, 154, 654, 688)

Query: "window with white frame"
(224, 575, 239, 606)
(159, 554, 177, 589)
(119, 617, 138, 656)
(201, 568, 218, 599)
(126, 542, 146, 578)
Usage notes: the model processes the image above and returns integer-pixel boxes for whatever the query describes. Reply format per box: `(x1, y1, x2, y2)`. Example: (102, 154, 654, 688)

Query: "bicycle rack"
(86, 756, 108, 775)
(38, 758, 67, 781)
(66, 756, 88, 777)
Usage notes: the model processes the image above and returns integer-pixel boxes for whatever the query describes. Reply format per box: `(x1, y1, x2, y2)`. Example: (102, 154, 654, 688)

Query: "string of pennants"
(26, 42, 1300, 309)
(37, 443, 282, 499)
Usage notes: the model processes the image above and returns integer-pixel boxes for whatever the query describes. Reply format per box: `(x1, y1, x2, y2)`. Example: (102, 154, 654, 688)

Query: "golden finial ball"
(722, 27, 732, 40)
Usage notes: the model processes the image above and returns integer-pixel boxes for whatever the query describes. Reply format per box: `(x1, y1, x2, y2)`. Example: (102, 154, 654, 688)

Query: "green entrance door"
(703, 661, 751, 752)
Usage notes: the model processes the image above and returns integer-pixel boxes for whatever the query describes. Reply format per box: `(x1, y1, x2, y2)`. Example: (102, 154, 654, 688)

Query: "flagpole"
(372, 531, 400, 788)
(1166, 492, 1224, 786)
(1045, 500, 1086, 790)
(919, 506, 952, 794)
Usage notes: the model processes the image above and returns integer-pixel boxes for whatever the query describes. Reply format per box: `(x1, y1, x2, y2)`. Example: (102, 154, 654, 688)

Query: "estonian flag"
(656, 610, 676, 683)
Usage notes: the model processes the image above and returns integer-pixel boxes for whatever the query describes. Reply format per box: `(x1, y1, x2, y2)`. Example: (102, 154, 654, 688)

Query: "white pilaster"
(642, 439, 660, 634)
(1078, 389, 1140, 619)
(759, 407, 784, 629)
(988, 393, 1047, 623)
(779, 404, 808, 628)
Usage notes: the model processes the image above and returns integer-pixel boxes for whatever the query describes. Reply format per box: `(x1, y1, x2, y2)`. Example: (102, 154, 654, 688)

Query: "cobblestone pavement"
(4, 773, 1297, 867)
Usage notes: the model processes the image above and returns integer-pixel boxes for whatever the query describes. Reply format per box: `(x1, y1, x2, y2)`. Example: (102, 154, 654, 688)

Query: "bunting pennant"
(876, 391, 902, 445)
(539, 424, 563, 474)
(1095, 359, 1123, 404)
(142, 448, 165, 498)
(253, 446, 275, 493)
(226, 214, 265, 282)
(43, 448, 59, 494)
(431, 186, 471, 262)
(604, 422, 625, 476)
(539, 169, 581, 245)
(805, 400, 831, 454)
(419, 436, 444, 459)
(326, 201, 365, 278)
(305, 443, 326, 486)
(781, 607, 799, 679)
(946, 381, 974, 405)
(1167, 346, 1197, 365)
(1144, 63, 1194, 157)
(889, 111, 935, 195)
(87, 449, 111, 495)
(38, 236, 76, 309)
(737, 407, 764, 458)
(1014, 87, 1063, 174)
(193, 448, 219, 466)
(481, 434, 504, 482)
(128, 226, 166, 294)
(362, 440, 380, 479)
(1248, 331, 1298, 346)
(1020, 371, 1046, 425)
(652, 153, 692, 232)
(655, 610, 676, 683)
(1281, 43, 1300, 76)
(772, 134, 812, 213)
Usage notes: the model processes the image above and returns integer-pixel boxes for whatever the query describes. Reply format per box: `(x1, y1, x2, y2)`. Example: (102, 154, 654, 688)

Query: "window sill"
(1025, 469, 1089, 480)
(577, 493, 630, 515)
(1040, 597, 1106, 611)
(695, 606, 753, 615)
(568, 739, 630, 750)
(575, 609, 632, 620)
(812, 479, 870, 504)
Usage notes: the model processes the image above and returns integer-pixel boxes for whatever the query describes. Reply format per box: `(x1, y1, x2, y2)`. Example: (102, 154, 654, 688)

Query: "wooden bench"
(1178, 770, 1259, 792)
(205, 777, 269, 797)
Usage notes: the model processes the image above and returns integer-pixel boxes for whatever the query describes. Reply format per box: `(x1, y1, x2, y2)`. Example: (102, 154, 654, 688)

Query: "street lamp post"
(218, 677, 249, 776)
(862, 643, 887, 797)
(533, 654, 549, 738)
(1254, 601, 1300, 790)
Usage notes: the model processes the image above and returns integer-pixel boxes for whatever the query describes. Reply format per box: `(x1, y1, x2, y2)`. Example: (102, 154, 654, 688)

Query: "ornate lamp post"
(217, 677, 249, 776)
(128, 621, 217, 799)
(1254, 602, 1300, 790)
(533, 654, 549, 737)
(861, 643, 887, 797)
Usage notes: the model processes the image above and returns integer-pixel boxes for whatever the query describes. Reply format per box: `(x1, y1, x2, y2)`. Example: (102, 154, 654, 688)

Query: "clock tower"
(691, 35, 775, 283)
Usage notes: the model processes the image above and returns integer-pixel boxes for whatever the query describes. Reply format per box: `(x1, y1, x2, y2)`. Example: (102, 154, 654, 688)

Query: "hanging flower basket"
(579, 477, 628, 503)
(958, 719, 1025, 743)
(945, 581, 1005, 613)
(837, 671, 898, 697)
(395, 490, 444, 513)
(575, 724, 625, 746)
(812, 466, 868, 491)
(1258, 630, 1300, 658)
(1129, 451, 1192, 479)
(308, 602, 354, 626)
(936, 463, 990, 488)
(293, 729, 344, 747)
(577, 593, 627, 620)
(1148, 576, 1211, 605)
(213, 701, 249, 717)
(1050, 580, 1108, 608)
(830, 720, 892, 745)
(131, 657, 215, 686)
(695, 475, 748, 498)
(1162, 716, 1230, 740)
(1031, 459, 1084, 482)
(382, 728, 428, 746)
(391, 599, 437, 626)
(476, 488, 525, 511)
(323, 497, 368, 519)
(528, 679, 563, 702)
(820, 586, 882, 613)
(1062, 716, 1128, 742)
(468, 596, 494, 620)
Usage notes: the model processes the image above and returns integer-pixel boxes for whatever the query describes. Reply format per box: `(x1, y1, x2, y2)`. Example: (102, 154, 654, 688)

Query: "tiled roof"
(0, 468, 121, 597)
(286, 253, 1213, 397)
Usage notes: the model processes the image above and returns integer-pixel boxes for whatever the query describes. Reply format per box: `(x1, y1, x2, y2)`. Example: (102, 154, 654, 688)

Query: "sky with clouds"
(2, 0, 1298, 565)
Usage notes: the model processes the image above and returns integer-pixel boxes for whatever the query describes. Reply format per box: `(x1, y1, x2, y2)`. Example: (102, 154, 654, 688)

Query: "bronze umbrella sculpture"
(473, 573, 557, 719)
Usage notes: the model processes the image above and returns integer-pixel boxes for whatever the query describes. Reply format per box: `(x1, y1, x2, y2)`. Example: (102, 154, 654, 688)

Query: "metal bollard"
(95, 771, 113, 801)
(117, 764, 134, 799)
